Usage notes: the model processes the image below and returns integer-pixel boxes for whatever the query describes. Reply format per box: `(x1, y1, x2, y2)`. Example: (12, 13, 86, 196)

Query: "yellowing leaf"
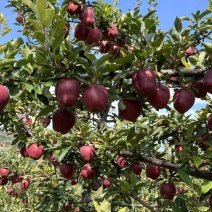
(118, 207, 127, 212)
(93, 200, 101, 212)
(100, 200, 111, 212)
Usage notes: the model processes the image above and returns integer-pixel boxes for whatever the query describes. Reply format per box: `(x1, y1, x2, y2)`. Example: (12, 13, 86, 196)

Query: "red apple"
(80, 163, 97, 179)
(105, 23, 118, 40)
(193, 80, 207, 98)
(52, 108, 76, 134)
(20, 145, 29, 158)
(185, 46, 195, 55)
(147, 85, 170, 109)
(85, 27, 102, 45)
(146, 164, 161, 180)
(108, 45, 119, 56)
(102, 178, 111, 189)
(0, 168, 10, 177)
(176, 187, 184, 194)
(74, 23, 89, 41)
(10, 174, 20, 184)
(99, 41, 110, 53)
(173, 89, 195, 114)
(91, 180, 102, 191)
(67, 2, 81, 15)
(175, 144, 184, 152)
(7, 188, 13, 195)
(55, 78, 80, 107)
(130, 162, 142, 175)
(118, 99, 142, 122)
(23, 199, 28, 204)
(80, 145, 95, 162)
(48, 155, 58, 167)
(70, 178, 78, 185)
(63, 202, 72, 211)
(116, 155, 127, 169)
(203, 69, 212, 94)
(60, 163, 74, 179)
(0, 177, 8, 185)
(132, 68, 157, 97)
(21, 179, 30, 190)
(82, 84, 108, 113)
(16, 13, 24, 23)
(27, 143, 44, 160)
(80, 7, 95, 27)
(21, 116, 32, 126)
(160, 181, 176, 200)
(116, 37, 127, 47)
(39, 116, 50, 127)
(0, 84, 10, 113)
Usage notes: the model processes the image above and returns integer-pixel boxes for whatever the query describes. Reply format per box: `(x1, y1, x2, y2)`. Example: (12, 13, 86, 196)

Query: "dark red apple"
(0, 84, 10, 113)
(70, 178, 78, 185)
(208, 114, 212, 129)
(60, 163, 74, 179)
(74, 23, 89, 41)
(108, 45, 119, 56)
(20, 145, 29, 158)
(16, 13, 24, 23)
(175, 144, 184, 152)
(82, 84, 108, 113)
(132, 68, 157, 97)
(118, 99, 142, 122)
(203, 69, 212, 94)
(99, 41, 110, 53)
(130, 162, 142, 175)
(116, 37, 127, 47)
(10, 174, 20, 184)
(147, 85, 170, 109)
(80, 7, 95, 27)
(173, 89, 195, 114)
(27, 143, 44, 160)
(0, 168, 10, 177)
(102, 178, 111, 189)
(160, 181, 176, 200)
(91, 180, 102, 191)
(52, 108, 76, 134)
(11, 191, 18, 197)
(39, 116, 50, 127)
(80, 145, 95, 162)
(85, 27, 102, 45)
(63, 202, 72, 211)
(21, 179, 30, 190)
(185, 46, 195, 55)
(67, 2, 81, 15)
(55, 78, 80, 107)
(105, 23, 118, 40)
(0, 177, 8, 185)
(146, 163, 161, 180)
(48, 155, 58, 167)
(193, 80, 207, 98)
(116, 155, 127, 169)
(80, 163, 97, 179)
(21, 116, 32, 126)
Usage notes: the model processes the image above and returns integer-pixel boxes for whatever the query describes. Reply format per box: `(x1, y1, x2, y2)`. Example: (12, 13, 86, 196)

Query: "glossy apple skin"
(203, 69, 212, 94)
(146, 163, 161, 180)
(148, 85, 170, 109)
(105, 23, 119, 40)
(160, 182, 176, 200)
(0, 84, 10, 113)
(185, 46, 195, 55)
(99, 41, 110, 53)
(130, 162, 142, 175)
(118, 99, 142, 122)
(116, 155, 127, 169)
(132, 68, 157, 97)
(80, 163, 97, 179)
(55, 78, 80, 107)
(20, 145, 29, 158)
(52, 109, 76, 134)
(80, 7, 95, 27)
(60, 163, 74, 179)
(173, 89, 195, 114)
(67, 2, 81, 15)
(74, 23, 89, 41)
(21, 179, 30, 190)
(193, 80, 207, 98)
(108, 45, 119, 56)
(80, 145, 95, 162)
(82, 84, 108, 113)
(85, 27, 102, 45)
(27, 143, 44, 160)
(0, 168, 10, 177)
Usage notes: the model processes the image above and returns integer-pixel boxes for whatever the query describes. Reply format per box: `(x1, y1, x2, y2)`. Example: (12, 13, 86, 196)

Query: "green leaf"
(95, 54, 112, 71)
(117, 208, 127, 212)
(21, 45, 32, 59)
(51, 31, 66, 50)
(22, 0, 36, 12)
(42, 8, 55, 28)
(189, 56, 199, 65)
(174, 17, 182, 32)
(202, 42, 212, 53)
(37, 105, 55, 118)
(186, 122, 196, 140)
(99, 63, 120, 73)
(58, 146, 72, 162)
(0, 58, 16, 67)
(193, 156, 202, 168)
(28, 19, 43, 31)
(25, 83, 34, 92)
(113, 54, 134, 65)
(201, 180, 212, 194)
(100, 200, 111, 212)
(119, 181, 130, 192)
(178, 169, 193, 188)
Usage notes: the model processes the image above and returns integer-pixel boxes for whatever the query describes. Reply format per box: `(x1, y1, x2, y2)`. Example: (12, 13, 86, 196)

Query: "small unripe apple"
(80, 7, 95, 27)
(0, 168, 10, 177)
(20, 145, 29, 158)
(60, 163, 75, 179)
(130, 162, 142, 175)
(116, 155, 127, 169)
(160, 181, 176, 200)
(80, 145, 95, 162)
(21, 179, 30, 190)
(146, 163, 161, 180)
(105, 23, 119, 40)
(74, 23, 89, 41)
(63, 202, 72, 211)
(67, 2, 81, 15)
(203, 69, 212, 94)
(80, 163, 97, 179)
(0, 84, 10, 113)
(27, 143, 44, 160)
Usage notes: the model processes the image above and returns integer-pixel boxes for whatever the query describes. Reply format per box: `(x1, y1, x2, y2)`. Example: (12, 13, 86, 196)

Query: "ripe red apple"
(108, 45, 119, 56)
(70, 178, 78, 185)
(175, 144, 184, 152)
(52, 108, 76, 134)
(16, 13, 24, 23)
(23, 199, 28, 204)
(160, 181, 176, 200)
(55, 78, 80, 107)
(80, 163, 97, 179)
(193, 80, 207, 98)
(60, 163, 74, 179)
(27, 143, 44, 160)
(7, 188, 13, 195)
(63, 202, 72, 211)
(203, 69, 212, 94)
(116, 37, 127, 47)
(209, 195, 212, 210)
(39, 116, 50, 127)
(132, 68, 157, 97)
(21, 116, 32, 126)
(67, 2, 81, 15)
(173, 89, 195, 114)
(48, 155, 58, 167)
(185, 46, 195, 55)
(11, 191, 18, 197)
(80, 7, 95, 27)
(130, 162, 142, 175)
(21, 179, 30, 190)
(0, 168, 10, 177)
(20, 145, 29, 158)
(80, 145, 95, 162)
(116, 155, 127, 169)
(82, 84, 108, 113)
(197, 133, 210, 151)
(102, 178, 111, 189)
(146, 163, 161, 180)
(105, 23, 119, 40)
(0, 84, 10, 113)
(118, 99, 142, 122)
(208, 114, 212, 129)
(74, 23, 89, 41)
(99, 41, 110, 53)
(85, 27, 102, 45)
(10, 174, 20, 184)
(0, 177, 8, 185)
(91, 180, 102, 191)
(147, 85, 170, 109)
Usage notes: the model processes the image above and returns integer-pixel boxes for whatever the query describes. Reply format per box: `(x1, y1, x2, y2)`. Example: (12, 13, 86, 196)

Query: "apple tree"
(0, 0, 212, 211)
